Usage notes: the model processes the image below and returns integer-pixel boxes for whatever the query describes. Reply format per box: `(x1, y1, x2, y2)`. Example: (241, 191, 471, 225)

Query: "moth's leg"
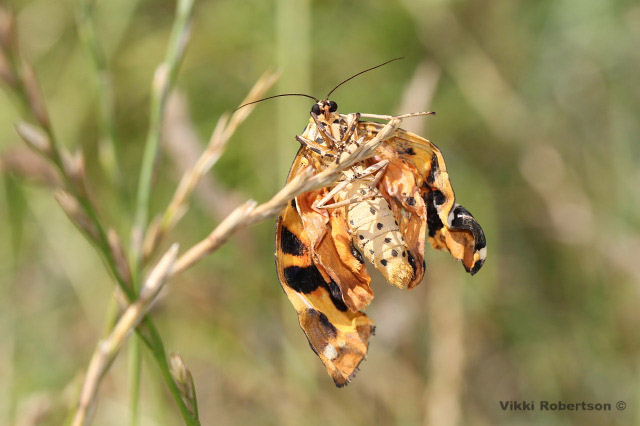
(316, 182, 383, 209)
(359, 111, 436, 120)
(342, 113, 360, 143)
(315, 160, 389, 209)
(295, 135, 336, 160)
(369, 164, 387, 187)
(311, 113, 339, 146)
(315, 196, 376, 209)
(314, 177, 353, 209)
(333, 113, 362, 163)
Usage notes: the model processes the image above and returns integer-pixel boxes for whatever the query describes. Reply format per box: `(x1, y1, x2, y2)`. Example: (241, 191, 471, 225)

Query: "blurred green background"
(1, 0, 639, 425)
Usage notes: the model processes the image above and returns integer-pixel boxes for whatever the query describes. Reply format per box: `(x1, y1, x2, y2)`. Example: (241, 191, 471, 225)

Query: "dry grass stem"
(159, 113, 228, 232)
(143, 71, 279, 260)
(162, 92, 248, 219)
(171, 117, 402, 276)
(172, 200, 258, 275)
(72, 244, 179, 426)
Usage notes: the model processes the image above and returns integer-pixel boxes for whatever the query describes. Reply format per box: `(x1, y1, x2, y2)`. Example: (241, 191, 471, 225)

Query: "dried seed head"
(169, 353, 198, 418)
(62, 150, 88, 197)
(55, 190, 100, 242)
(22, 60, 51, 129)
(0, 146, 59, 186)
(15, 121, 52, 155)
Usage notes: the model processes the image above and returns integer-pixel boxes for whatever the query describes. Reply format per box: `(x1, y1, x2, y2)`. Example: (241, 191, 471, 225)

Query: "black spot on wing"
(427, 154, 439, 185)
(290, 198, 297, 209)
(425, 191, 445, 237)
(283, 265, 323, 293)
(350, 243, 365, 264)
(322, 279, 348, 312)
(284, 265, 349, 311)
(450, 205, 487, 251)
(280, 226, 306, 256)
(307, 308, 338, 339)
(407, 251, 417, 279)
(397, 144, 416, 156)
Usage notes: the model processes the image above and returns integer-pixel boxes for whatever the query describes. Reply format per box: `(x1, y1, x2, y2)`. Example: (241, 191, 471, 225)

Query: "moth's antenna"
(325, 57, 404, 99)
(235, 93, 319, 111)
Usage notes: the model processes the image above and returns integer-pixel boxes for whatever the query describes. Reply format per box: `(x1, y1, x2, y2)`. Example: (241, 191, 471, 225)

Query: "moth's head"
(311, 100, 338, 121)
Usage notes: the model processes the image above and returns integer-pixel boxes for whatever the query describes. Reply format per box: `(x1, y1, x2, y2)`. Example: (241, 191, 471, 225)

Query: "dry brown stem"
(142, 71, 279, 261)
(71, 245, 179, 426)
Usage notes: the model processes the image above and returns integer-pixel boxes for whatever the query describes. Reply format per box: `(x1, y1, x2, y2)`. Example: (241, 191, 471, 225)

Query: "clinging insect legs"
(314, 160, 390, 209)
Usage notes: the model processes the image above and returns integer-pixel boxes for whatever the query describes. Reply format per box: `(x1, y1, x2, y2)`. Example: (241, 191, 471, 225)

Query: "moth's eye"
(311, 104, 322, 115)
(329, 101, 338, 112)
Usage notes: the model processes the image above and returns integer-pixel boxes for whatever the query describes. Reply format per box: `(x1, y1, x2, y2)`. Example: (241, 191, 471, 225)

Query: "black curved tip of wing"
(450, 204, 487, 275)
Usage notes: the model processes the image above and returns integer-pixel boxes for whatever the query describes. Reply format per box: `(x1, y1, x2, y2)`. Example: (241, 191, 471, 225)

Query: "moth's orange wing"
(296, 188, 373, 311)
(360, 122, 487, 275)
(275, 149, 375, 387)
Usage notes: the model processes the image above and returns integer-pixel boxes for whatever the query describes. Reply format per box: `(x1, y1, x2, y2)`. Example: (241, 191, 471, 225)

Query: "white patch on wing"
(322, 344, 338, 360)
(478, 246, 487, 260)
(296, 292, 313, 309)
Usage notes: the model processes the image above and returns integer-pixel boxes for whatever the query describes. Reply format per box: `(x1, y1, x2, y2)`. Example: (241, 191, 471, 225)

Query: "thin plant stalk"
(126, 0, 193, 420)
(1, 8, 197, 423)
(143, 71, 279, 261)
(71, 246, 189, 426)
(133, 0, 194, 263)
(75, 0, 126, 200)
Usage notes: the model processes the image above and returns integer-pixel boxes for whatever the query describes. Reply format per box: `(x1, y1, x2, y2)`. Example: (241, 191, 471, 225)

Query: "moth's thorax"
(302, 112, 362, 167)
(305, 113, 345, 142)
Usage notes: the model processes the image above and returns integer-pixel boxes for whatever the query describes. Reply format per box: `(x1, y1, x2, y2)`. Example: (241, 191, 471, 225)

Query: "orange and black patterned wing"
(360, 122, 487, 275)
(275, 149, 375, 387)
